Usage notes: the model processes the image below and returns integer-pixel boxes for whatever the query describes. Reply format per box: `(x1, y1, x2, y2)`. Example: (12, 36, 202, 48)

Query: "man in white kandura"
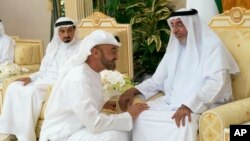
(0, 19, 15, 64)
(39, 30, 149, 141)
(119, 8, 240, 141)
(0, 17, 81, 141)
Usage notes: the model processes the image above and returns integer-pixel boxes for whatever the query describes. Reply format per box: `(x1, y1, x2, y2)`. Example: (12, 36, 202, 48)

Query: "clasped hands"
(118, 88, 192, 127)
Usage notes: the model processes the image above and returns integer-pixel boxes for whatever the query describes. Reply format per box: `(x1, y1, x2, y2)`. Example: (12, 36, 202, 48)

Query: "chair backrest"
(209, 7, 250, 100)
(14, 39, 44, 71)
(77, 12, 134, 78)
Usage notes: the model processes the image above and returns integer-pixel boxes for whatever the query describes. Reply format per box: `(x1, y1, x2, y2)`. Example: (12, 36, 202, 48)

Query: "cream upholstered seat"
(199, 7, 250, 141)
(14, 39, 44, 71)
(35, 12, 133, 138)
(1, 37, 43, 71)
(0, 38, 44, 91)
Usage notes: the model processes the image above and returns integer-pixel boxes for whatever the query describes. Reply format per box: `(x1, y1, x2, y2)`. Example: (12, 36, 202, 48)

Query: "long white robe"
(0, 34, 14, 63)
(0, 41, 80, 141)
(131, 11, 239, 141)
(39, 64, 132, 141)
(133, 46, 234, 141)
(133, 110, 200, 141)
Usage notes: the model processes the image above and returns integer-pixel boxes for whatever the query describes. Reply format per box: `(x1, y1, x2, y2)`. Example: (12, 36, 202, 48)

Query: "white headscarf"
(152, 8, 239, 98)
(0, 20, 5, 35)
(60, 29, 120, 77)
(39, 17, 79, 73)
(45, 17, 79, 60)
(45, 30, 120, 115)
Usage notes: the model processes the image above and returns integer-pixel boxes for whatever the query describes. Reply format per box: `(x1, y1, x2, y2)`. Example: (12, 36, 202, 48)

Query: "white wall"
(0, 0, 51, 49)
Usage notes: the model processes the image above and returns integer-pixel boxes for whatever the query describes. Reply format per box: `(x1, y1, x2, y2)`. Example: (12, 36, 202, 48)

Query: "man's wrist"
(181, 104, 192, 112)
(130, 88, 140, 96)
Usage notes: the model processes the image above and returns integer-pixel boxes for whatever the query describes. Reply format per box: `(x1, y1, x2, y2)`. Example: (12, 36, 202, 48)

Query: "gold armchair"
(129, 7, 250, 141)
(199, 7, 250, 141)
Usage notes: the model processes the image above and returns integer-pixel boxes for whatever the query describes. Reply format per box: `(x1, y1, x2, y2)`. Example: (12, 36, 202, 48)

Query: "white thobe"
(39, 64, 132, 141)
(0, 41, 80, 141)
(0, 34, 14, 63)
(133, 47, 232, 141)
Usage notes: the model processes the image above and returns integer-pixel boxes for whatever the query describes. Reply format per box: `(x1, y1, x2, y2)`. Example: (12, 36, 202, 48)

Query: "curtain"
(215, 0, 223, 13)
(50, 0, 62, 40)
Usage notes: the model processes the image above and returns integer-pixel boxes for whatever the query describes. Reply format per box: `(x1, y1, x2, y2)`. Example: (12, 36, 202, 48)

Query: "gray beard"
(179, 38, 187, 46)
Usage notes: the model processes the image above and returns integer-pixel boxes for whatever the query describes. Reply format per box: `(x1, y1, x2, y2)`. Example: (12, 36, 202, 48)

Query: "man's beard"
(100, 56, 116, 70)
(101, 59, 116, 70)
(63, 37, 72, 43)
(179, 37, 187, 45)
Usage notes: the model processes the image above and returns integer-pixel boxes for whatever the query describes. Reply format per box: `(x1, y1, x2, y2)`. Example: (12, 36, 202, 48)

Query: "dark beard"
(101, 59, 116, 70)
(100, 55, 116, 70)
(63, 37, 71, 43)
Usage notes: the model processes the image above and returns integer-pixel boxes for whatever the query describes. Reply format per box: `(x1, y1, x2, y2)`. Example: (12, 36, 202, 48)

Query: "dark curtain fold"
(215, 0, 223, 13)
(50, 0, 62, 40)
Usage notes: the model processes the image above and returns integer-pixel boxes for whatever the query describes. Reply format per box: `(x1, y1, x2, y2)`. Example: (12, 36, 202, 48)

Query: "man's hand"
(172, 105, 192, 127)
(118, 88, 139, 111)
(15, 77, 32, 86)
(127, 103, 149, 120)
(103, 100, 116, 111)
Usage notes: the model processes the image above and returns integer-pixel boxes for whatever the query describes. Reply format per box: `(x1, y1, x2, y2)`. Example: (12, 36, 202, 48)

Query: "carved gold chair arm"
(199, 97, 250, 141)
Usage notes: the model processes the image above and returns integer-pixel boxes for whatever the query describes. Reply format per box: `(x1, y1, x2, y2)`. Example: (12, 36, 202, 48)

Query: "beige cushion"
(208, 7, 250, 100)
(13, 39, 44, 72)
(210, 28, 250, 100)
(15, 44, 41, 65)
(198, 7, 250, 141)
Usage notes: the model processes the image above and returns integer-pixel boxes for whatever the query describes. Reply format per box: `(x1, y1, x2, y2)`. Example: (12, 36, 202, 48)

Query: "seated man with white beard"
(0, 17, 81, 141)
(119, 8, 240, 141)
